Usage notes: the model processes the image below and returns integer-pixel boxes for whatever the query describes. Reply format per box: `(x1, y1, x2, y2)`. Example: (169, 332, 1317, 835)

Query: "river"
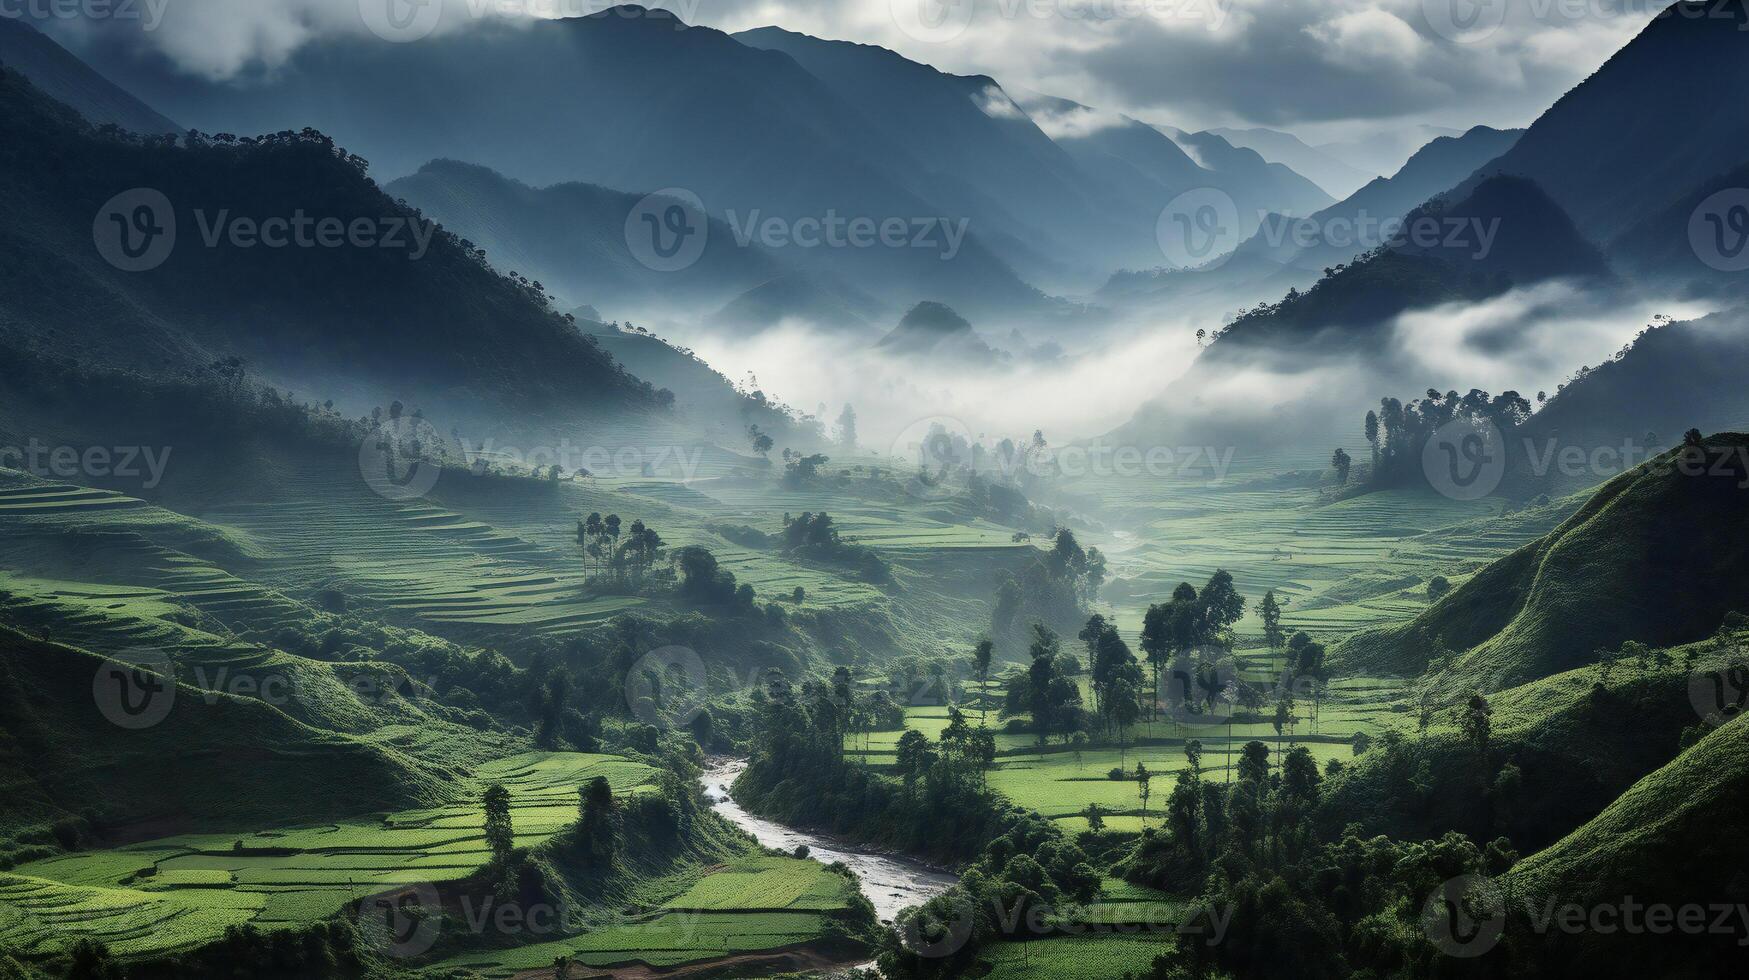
(701, 759, 958, 924)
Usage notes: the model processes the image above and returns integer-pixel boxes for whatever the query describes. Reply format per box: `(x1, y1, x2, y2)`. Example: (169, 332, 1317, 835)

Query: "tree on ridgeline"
(1331, 447, 1352, 485)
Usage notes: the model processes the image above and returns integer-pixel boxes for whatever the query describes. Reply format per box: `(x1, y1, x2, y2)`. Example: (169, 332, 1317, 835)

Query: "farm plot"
(3, 754, 656, 958)
(422, 855, 859, 976)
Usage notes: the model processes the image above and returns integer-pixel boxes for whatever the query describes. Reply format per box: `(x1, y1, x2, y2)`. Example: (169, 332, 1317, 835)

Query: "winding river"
(701, 759, 958, 924)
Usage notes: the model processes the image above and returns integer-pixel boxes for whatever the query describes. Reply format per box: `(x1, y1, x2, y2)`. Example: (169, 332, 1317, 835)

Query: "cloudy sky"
(48, 0, 1662, 143)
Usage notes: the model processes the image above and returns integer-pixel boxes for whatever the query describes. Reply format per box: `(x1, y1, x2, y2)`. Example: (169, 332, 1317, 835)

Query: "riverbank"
(701, 758, 958, 925)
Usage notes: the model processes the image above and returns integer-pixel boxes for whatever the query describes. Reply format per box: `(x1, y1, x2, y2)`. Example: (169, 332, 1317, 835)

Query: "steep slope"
(1207, 126, 1377, 199)
(0, 625, 448, 858)
(1209, 176, 1606, 353)
(0, 66, 656, 422)
(388, 159, 862, 324)
(1334, 434, 1749, 686)
(732, 28, 1119, 285)
(0, 17, 177, 135)
(1501, 307, 1749, 496)
(1320, 630, 1741, 855)
(1503, 714, 1749, 977)
(1446, 0, 1749, 245)
(87, 6, 1046, 318)
(1607, 160, 1749, 298)
(1101, 126, 1524, 312)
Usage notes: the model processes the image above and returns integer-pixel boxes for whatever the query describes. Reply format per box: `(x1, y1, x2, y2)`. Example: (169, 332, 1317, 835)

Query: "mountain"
(1502, 307, 1749, 496)
(0, 65, 657, 425)
(876, 301, 1002, 363)
(1211, 175, 1606, 353)
(79, 7, 1051, 320)
(733, 29, 1333, 291)
(1333, 433, 1749, 687)
(1313, 124, 1464, 178)
(1100, 126, 1524, 313)
(1169, 128, 1337, 223)
(732, 27, 1123, 287)
(1607, 160, 1749, 298)
(0, 17, 177, 135)
(387, 159, 876, 328)
(1207, 126, 1378, 199)
(1446, 0, 1749, 246)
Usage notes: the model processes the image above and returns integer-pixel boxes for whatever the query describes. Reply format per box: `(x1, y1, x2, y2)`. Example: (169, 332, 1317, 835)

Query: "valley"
(4, 3, 1749, 979)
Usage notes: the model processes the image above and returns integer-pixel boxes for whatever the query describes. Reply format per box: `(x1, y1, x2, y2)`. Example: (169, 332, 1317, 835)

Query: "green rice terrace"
(0, 754, 654, 958)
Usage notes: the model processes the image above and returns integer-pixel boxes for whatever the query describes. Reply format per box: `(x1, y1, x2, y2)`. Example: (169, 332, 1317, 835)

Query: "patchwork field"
(423, 856, 862, 976)
(0, 753, 655, 958)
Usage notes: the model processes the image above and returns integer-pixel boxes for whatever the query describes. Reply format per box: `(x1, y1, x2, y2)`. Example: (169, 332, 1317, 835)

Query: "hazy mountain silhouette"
(0, 16, 177, 135)
(1208, 126, 1378, 198)
(1447, 1, 1749, 245)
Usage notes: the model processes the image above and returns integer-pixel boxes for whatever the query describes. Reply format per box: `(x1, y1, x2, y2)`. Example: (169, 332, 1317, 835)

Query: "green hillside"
(1503, 714, 1749, 976)
(1334, 434, 1749, 687)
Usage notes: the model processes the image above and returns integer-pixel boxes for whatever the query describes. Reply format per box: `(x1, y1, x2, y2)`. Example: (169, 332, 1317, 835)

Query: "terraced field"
(0, 754, 655, 958)
(424, 856, 861, 976)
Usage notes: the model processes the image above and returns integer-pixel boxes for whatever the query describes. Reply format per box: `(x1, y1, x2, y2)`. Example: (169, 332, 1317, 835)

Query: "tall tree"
(1260, 590, 1286, 672)
(972, 639, 994, 727)
(483, 784, 514, 865)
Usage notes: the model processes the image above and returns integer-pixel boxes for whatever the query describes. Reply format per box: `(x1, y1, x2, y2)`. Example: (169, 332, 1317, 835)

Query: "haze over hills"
(386, 159, 878, 329)
(1206, 126, 1379, 199)
(1101, 125, 1525, 314)
(5, 4, 1749, 979)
